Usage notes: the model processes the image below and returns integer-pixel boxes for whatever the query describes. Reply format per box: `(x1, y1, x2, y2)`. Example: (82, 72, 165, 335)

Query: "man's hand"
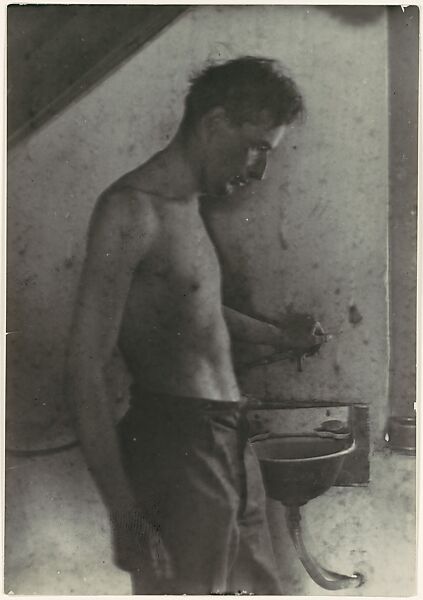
(111, 508, 174, 578)
(275, 312, 324, 352)
(274, 312, 329, 371)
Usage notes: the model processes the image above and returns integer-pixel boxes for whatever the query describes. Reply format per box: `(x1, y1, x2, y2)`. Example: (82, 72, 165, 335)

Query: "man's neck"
(157, 130, 204, 201)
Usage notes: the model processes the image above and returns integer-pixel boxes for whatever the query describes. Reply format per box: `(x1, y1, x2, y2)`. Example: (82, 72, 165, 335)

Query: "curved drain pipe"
(286, 505, 365, 591)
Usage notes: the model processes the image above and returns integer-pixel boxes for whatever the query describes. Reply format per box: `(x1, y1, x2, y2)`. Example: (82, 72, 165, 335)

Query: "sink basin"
(252, 434, 356, 506)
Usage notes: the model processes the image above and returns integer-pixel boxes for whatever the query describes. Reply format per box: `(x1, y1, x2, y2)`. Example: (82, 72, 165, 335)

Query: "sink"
(252, 434, 355, 506)
(252, 433, 364, 590)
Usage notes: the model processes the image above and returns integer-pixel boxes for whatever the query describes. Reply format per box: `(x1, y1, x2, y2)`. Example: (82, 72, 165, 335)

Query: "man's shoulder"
(95, 172, 159, 228)
(87, 177, 161, 253)
(108, 151, 169, 197)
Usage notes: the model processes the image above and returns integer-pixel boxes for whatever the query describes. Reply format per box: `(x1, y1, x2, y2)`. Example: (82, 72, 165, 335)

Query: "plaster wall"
(7, 6, 389, 449)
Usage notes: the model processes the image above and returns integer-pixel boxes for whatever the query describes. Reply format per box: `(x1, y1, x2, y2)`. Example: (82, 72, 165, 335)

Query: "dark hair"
(181, 56, 304, 132)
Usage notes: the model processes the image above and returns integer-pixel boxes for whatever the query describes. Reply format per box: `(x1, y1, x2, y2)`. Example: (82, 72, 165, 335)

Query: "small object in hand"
(295, 347, 318, 372)
(312, 321, 325, 336)
(295, 340, 325, 372)
(278, 312, 340, 372)
(296, 322, 342, 371)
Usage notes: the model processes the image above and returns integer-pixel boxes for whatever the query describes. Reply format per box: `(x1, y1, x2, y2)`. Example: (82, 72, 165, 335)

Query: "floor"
(4, 445, 416, 596)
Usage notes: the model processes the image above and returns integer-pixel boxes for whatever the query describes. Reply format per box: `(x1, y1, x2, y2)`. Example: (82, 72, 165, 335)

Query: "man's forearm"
(66, 366, 135, 513)
(222, 306, 284, 347)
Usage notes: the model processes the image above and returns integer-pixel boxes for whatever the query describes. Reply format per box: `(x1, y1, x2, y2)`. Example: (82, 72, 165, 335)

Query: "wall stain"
(278, 226, 289, 250)
(64, 257, 74, 269)
(333, 361, 341, 375)
(349, 304, 363, 325)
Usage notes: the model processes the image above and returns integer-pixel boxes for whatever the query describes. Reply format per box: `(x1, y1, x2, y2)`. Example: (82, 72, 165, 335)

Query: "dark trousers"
(117, 392, 282, 594)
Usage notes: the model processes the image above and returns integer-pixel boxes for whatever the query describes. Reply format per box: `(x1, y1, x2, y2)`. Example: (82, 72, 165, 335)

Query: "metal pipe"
(285, 505, 365, 591)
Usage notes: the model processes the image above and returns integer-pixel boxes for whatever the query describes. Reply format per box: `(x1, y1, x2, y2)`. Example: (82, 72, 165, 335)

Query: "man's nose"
(247, 154, 268, 181)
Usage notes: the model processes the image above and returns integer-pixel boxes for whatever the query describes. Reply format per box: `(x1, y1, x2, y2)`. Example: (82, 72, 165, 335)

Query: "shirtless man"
(66, 56, 324, 594)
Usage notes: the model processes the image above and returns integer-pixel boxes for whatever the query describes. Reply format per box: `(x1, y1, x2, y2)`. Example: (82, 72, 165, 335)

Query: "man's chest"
(143, 209, 222, 296)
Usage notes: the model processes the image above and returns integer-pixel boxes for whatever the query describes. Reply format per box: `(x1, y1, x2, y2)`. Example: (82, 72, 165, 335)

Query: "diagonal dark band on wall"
(8, 5, 189, 147)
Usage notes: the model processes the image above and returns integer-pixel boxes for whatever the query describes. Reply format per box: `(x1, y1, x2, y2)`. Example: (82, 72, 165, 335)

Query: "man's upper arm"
(69, 189, 157, 366)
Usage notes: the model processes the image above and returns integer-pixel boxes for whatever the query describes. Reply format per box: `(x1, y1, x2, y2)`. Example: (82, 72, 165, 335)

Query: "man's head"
(180, 56, 304, 195)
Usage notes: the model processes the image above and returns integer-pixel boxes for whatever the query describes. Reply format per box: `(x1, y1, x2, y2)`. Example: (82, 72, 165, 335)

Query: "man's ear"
(200, 106, 230, 138)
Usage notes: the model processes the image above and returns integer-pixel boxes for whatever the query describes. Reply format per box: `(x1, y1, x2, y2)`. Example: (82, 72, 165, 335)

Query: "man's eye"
(253, 145, 270, 153)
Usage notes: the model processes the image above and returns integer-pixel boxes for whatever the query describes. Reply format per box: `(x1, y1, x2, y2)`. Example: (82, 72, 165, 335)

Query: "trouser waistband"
(129, 385, 247, 415)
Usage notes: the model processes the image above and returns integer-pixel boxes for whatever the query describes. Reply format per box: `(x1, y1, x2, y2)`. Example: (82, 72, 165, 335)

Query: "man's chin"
(203, 180, 248, 200)
(202, 182, 233, 199)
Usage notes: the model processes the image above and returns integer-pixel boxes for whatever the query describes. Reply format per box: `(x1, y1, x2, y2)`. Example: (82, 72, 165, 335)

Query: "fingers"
(111, 512, 174, 579)
(312, 321, 334, 344)
(312, 320, 325, 336)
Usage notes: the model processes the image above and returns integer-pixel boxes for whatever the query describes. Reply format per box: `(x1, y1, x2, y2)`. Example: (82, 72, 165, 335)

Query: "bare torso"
(114, 159, 240, 402)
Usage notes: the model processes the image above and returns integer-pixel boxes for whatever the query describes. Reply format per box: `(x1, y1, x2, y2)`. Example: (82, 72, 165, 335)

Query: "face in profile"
(201, 109, 286, 197)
